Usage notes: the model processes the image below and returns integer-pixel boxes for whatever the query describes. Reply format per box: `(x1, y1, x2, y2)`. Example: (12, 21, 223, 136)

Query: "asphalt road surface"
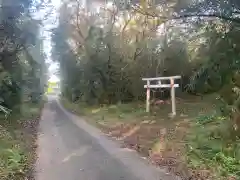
(35, 96, 178, 180)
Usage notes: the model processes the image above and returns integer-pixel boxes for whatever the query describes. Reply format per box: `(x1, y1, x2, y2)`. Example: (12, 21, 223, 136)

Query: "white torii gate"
(142, 76, 181, 116)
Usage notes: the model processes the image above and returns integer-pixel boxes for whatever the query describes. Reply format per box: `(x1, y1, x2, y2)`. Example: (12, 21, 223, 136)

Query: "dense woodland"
(0, 0, 47, 114)
(52, 0, 240, 135)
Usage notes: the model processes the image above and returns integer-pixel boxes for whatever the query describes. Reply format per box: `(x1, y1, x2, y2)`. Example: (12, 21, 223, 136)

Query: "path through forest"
(35, 96, 178, 180)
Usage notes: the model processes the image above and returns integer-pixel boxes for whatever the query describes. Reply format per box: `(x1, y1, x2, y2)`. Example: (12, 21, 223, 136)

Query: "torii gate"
(142, 76, 181, 116)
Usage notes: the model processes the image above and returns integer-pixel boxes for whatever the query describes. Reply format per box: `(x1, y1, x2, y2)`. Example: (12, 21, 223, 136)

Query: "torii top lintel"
(142, 76, 181, 81)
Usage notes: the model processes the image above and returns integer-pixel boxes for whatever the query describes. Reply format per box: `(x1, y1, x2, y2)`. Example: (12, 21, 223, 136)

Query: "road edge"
(56, 99, 181, 180)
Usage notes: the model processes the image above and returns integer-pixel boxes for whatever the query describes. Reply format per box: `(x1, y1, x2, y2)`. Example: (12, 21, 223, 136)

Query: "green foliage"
(214, 152, 240, 176)
(0, 0, 47, 113)
(0, 101, 43, 180)
(187, 114, 240, 179)
(196, 114, 226, 125)
(0, 148, 25, 179)
(62, 97, 147, 124)
(0, 124, 25, 180)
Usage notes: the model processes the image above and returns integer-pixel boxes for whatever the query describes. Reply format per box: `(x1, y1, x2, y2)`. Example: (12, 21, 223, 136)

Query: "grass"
(62, 95, 240, 180)
(0, 101, 44, 180)
(186, 114, 240, 180)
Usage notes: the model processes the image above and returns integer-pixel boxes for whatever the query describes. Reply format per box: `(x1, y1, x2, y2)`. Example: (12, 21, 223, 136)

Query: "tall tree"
(0, 0, 47, 113)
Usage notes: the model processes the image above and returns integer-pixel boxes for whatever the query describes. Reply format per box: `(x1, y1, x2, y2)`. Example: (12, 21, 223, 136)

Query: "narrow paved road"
(35, 97, 178, 180)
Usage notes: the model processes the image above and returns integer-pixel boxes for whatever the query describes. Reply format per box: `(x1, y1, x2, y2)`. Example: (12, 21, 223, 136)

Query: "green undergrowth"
(186, 113, 240, 179)
(0, 101, 44, 180)
(61, 95, 215, 126)
(61, 98, 148, 125)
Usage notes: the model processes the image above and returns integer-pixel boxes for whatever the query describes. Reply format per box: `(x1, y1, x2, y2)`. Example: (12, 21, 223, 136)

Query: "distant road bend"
(35, 96, 177, 180)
